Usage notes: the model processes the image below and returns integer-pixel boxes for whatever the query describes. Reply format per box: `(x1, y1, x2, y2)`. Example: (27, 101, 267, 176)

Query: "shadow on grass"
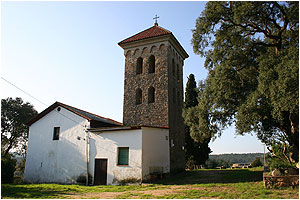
(1, 184, 70, 199)
(154, 169, 263, 185)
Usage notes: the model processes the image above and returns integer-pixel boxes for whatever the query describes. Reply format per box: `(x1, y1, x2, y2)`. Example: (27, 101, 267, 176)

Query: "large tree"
(183, 74, 211, 167)
(189, 1, 298, 161)
(1, 97, 38, 157)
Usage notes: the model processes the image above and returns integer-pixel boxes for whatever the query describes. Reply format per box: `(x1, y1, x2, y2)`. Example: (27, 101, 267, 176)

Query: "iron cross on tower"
(153, 15, 159, 26)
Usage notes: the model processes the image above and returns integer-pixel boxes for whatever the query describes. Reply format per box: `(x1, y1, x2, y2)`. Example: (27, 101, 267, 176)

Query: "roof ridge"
(156, 25, 172, 33)
(56, 101, 122, 125)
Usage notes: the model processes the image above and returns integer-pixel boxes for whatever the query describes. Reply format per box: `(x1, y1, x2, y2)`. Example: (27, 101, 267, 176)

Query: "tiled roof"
(27, 102, 122, 126)
(89, 125, 169, 133)
(118, 24, 172, 45)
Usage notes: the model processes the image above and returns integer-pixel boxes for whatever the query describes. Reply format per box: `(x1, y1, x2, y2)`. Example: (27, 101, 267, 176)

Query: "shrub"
(186, 156, 197, 170)
(251, 157, 263, 167)
(1, 154, 17, 183)
(76, 173, 92, 185)
(267, 143, 296, 173)
(119, 177, 141, 185)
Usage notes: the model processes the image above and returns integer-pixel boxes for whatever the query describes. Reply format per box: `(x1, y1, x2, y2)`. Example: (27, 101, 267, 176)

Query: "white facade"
(141, 127, 170, 180)
(90, 127, 170, 185)
(24, 105, 170, 185)
(24, 106, 89, 184)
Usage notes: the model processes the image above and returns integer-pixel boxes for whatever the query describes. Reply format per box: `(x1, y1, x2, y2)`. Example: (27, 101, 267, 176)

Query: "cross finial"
(153, 15, 159, 26)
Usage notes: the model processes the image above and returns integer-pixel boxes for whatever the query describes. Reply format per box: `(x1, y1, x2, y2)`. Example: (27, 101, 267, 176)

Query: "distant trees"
(183, 74, 211, 169)
(208, 153, 266, 168)
(190, 1, 298, 162)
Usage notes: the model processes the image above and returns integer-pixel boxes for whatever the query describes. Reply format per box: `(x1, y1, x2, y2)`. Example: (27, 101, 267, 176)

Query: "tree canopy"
(1, 97, 38, 157)
(189, 1, 298, 161)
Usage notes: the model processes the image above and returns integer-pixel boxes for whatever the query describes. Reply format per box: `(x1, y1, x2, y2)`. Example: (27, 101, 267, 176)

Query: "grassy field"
(1, 168, 299, 199)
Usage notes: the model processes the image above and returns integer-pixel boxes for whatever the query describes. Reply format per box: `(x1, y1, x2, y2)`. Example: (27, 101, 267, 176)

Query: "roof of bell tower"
(118, 24, 171, 45)
(118, 24, 189, 59)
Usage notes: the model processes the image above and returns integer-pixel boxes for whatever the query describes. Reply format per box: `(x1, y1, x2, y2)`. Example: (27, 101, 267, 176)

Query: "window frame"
(53, 127, 60, 140)
(117, 147, 129, 166)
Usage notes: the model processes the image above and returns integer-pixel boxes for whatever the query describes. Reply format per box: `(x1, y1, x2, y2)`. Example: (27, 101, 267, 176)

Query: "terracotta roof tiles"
(118, 24, 172, 45)
(26, 102, 122, 126)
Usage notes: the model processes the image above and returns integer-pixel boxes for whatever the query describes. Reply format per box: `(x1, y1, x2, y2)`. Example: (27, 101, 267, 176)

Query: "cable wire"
(1, 76, 142, 166)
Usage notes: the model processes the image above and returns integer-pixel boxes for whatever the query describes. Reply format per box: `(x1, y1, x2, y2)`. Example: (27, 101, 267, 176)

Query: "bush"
(251, 157, 263, 167)
(76, 173, 92, 185)
(186, 156, 197, 170)
(1, 154, 17, 183)
(267, 143, 296, 173)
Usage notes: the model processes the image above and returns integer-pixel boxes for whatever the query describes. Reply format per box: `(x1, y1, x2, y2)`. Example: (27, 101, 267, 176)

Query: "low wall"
(263, 173, 299, 189)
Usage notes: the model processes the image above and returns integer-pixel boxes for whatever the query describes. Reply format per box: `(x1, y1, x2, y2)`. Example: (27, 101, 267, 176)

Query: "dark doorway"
(94, 159, 107, 185)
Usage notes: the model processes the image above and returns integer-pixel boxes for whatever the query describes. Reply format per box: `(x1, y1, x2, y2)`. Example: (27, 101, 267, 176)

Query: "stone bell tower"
(118, 22, 189, 173)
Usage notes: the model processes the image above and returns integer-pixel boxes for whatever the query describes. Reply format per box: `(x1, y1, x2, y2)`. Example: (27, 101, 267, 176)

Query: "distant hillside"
(209, 153, 265, 164)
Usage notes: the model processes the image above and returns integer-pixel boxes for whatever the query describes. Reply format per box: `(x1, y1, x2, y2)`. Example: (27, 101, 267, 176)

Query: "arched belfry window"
(148, 87, 155, 103)
(136, 57, 143, 75)
(148, 55, 155, 73)
(172, 59, 175, 76)
(136, 88, 142, 105)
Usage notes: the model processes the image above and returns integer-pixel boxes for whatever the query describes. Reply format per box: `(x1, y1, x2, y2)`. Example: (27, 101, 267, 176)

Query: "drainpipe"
(85, 129, 90, 186)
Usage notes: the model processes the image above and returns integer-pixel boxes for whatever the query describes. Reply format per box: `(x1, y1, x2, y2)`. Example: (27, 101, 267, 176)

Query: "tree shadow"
(1, 184, 71, 198)
(154, 169, 263, 185)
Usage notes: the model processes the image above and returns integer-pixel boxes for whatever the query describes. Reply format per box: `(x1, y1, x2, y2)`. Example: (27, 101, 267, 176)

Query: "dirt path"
(60, 170, 298, 199)
(62, 185, 237, 199)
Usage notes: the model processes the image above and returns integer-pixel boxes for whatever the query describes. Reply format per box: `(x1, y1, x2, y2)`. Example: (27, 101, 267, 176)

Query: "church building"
(24, 21, 189, 185)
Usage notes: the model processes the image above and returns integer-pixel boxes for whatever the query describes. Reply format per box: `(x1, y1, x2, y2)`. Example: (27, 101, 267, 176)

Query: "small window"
(172, 59, 175, 76)
(53, 127, 60, 140)
(136, 57, 143, 74)
(136, 88, 142, 105)
(118, 147, 129, 165)
(148, 87, 155, 103)
(148, 55, 155, 73)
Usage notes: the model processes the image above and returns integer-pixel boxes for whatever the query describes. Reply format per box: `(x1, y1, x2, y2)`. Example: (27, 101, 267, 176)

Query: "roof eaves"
(26, 101, 122, 126)
(56, 102, 122, 125)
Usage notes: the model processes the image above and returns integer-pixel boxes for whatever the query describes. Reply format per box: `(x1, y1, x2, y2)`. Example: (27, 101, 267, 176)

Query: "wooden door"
(94, 159, 107, 185)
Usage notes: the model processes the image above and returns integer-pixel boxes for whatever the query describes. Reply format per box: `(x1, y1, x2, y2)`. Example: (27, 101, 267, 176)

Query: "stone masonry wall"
(168, 45, 185, 173)
(122, 40, 186, 173)
(123, 42, 169, 127)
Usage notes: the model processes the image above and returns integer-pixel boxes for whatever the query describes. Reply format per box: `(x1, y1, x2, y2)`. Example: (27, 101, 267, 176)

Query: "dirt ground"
(61, 170, 299, 199)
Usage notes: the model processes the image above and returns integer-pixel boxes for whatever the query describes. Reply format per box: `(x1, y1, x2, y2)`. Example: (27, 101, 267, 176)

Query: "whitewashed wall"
(24, 106, 89, 183)
(89, 129, 143, 185)
(142, 127, 170, 180)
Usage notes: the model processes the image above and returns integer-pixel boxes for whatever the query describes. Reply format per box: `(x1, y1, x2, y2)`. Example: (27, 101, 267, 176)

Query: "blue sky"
(1, 1, 266, 154)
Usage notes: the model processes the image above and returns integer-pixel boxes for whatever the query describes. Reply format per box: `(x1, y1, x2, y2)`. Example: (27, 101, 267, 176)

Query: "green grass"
(2, 168, 298, 199)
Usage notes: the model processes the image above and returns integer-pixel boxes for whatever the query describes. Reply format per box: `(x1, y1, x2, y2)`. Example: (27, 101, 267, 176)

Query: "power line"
(1, 77, 48, 107)
(1, 76, 85, 128)
(1, 76, 141, 166)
